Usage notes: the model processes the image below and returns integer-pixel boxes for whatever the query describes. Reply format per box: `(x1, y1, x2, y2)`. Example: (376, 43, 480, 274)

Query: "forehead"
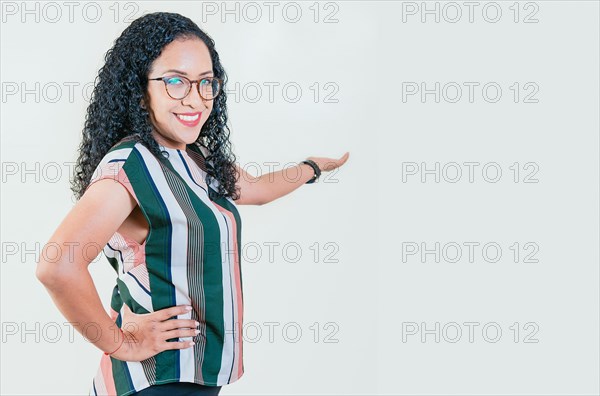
(152, 38, 212, 74)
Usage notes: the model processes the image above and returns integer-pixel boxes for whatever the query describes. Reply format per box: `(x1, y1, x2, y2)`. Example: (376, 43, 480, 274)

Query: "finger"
(324, 159, 343, 171)
(155, 305, 192, 321)
(162, 328, 201, 340)
(161, 340, 195, 351)
(158, 319, 199, 331)
(337, 153, 350, 167)
(336, 152, 349, 164)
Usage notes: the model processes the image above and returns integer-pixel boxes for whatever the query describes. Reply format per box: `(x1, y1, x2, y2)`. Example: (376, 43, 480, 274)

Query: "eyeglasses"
(148, 75, 223, 101)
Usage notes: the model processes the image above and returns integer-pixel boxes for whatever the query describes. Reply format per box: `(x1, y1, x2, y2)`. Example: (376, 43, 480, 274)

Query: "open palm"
(307, 152, 350, 172)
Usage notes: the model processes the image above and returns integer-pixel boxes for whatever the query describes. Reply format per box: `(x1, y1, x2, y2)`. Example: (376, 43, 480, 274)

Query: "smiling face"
(145, 37, 215, 150)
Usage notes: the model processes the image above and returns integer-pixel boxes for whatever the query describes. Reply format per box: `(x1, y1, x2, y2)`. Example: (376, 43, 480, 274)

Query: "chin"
(181, 130, 203, 144)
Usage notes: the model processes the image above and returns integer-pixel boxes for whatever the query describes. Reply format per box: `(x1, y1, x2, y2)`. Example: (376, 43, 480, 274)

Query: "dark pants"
(131, 382, 222, 396)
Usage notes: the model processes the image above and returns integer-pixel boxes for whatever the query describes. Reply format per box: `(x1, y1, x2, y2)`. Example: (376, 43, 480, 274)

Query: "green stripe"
(124, 148, 179, 382)
(110, 298, 134, 394)
(160, 152, 226, 383)
(107, 256, 119, 274)
(187, 143, 242, 379)
(111, 359, 134, 395)
(107, 140, 147, 395)
(184, 176, 225, 384)
(109, 284, 122, 313)
(116, 278, 151, 314)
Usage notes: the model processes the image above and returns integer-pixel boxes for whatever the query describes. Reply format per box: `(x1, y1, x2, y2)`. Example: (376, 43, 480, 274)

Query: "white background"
(1, 1, 599, 395)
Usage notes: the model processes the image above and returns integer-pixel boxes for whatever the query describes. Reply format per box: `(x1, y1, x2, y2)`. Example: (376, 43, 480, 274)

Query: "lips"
(174, 112, 202, 127)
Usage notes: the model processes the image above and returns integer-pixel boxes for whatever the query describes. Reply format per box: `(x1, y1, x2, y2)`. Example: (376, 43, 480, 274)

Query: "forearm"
(257, 162, 316, 204)
(38, 267, 123, 354)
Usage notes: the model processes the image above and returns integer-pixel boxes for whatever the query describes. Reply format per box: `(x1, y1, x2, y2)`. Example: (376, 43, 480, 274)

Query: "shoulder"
(106, 136, 140, 161)
(85, 137, 152, 202)
(93, 136, 132, 162)
(98, 135, 163, 170)
(89, 137, 148, 186)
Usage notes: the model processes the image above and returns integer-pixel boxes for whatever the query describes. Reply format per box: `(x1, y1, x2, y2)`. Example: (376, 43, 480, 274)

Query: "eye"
(200, 78, 211, 86)
(165, 76, 185, 85)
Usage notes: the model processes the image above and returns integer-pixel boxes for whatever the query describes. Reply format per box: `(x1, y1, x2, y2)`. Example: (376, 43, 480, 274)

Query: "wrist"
(104, 328, 125, 357)
(300, 159, 321, 184)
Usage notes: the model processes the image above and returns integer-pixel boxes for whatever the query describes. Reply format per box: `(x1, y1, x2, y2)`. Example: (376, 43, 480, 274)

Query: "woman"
(35, 12, 349, 396)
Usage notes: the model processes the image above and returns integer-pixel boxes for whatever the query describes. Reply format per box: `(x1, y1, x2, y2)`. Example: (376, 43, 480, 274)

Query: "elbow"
(35, 240, 91, 287)
(234, 194, 268, 206)
(36, 261, 87, 291)
(255, 197, 270, 206)
(36, 259, 67, 288)
(35, 260, 54, 286)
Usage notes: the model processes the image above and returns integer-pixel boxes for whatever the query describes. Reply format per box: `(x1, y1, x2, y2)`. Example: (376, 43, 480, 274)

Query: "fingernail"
(194, 330, 201, 334)
(195, 321, 200, 326)
(185, 306, 192, 311)
(188, 342, 195, 346)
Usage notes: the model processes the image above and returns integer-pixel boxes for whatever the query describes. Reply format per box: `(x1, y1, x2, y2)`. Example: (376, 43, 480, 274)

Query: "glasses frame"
(148, 75, 224, 101)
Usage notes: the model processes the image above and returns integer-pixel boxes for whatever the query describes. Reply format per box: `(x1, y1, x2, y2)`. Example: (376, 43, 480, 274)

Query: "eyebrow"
(162, 69, 214, 77)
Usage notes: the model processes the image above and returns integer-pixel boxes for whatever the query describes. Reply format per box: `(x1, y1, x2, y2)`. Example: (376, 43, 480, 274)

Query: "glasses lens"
(164, 76, 190, 99)
(199, 78, 221, 100)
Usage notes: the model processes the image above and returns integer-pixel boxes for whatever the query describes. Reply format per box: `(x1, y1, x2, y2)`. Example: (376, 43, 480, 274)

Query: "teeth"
(176, 114, 200, 121)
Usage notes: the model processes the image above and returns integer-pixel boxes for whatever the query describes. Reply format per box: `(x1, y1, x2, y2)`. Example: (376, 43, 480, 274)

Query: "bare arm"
(36, 179, 197, 361)
(36, 179, 139, 353)
(233, 162, 314, 205)
(233, 152, 350, 206)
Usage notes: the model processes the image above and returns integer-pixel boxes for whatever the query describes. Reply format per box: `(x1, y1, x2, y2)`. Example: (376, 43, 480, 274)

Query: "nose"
(182, 82, 208, 109)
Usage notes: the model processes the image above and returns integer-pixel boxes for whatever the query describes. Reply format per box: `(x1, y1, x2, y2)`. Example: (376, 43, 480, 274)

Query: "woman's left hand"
(307, 152, 350, 172)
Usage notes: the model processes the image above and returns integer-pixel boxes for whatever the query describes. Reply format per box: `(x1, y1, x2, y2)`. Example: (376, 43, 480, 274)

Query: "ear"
(140, 91, 149, 110)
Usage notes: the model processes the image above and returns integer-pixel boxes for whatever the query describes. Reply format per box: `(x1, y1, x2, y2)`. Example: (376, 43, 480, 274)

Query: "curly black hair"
(71, 12, 239, 201)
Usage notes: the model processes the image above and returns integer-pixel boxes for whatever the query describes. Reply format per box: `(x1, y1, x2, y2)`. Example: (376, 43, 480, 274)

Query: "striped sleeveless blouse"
(86, 137, 244, 395)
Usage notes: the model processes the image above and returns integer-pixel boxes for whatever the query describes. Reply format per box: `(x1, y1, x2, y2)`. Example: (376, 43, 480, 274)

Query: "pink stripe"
(96, 307, 120, 395)
(212, 201, 244, 378)
(120, 232, 147, 272)
(100, 354, 118, 395)
(84, 160, 140, 208)
(117, 168, 140, 205)
(93, 366, 108, 395)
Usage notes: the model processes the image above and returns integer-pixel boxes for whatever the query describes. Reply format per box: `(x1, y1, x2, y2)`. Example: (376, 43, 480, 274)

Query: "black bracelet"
(301, 159, 321, 184)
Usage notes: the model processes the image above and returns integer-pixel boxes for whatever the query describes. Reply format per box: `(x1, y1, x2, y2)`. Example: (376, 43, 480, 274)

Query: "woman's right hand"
(110, 304, 199, 362)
